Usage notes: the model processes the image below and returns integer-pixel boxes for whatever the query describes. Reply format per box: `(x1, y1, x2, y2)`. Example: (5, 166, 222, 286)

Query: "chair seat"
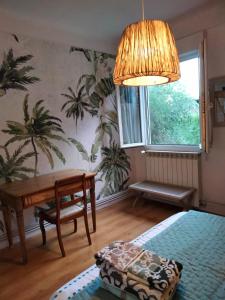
(46, 204, 83, 219)
(39, 173, 92, 257)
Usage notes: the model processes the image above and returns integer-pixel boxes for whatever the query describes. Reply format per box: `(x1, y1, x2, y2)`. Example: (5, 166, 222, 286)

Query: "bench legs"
(182, 195, 193, 211)
(132, 192, 144, 207)
(132, 193, 194, 210)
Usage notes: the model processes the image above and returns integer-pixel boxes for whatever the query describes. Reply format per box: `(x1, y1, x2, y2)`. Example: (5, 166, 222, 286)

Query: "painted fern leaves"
(97, 143, 130, 197)
(3, 94, 67, 174)
(69, 139, 130, 197)
(0, 141, 35, 182)
(61, 75, 116, 127)
(69, 138, 101, 171)
(69, 47, 114, 75)
(0, 49, 39, 96)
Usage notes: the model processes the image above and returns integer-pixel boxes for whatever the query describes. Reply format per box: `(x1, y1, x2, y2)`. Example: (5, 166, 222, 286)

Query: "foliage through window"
(117, 52, 201, 151)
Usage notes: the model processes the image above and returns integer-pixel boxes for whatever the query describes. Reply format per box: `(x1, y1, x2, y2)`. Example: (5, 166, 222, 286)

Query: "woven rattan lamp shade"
(113, 20, 180, 86)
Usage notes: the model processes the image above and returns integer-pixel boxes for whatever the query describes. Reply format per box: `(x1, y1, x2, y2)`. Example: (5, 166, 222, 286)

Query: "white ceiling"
(0, 0, 210, 50)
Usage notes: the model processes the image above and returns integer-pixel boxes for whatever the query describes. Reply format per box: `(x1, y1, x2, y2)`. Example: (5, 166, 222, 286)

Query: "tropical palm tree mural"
(94, 77, 115, 100)
(0, 49, 39, 96)
(78, 74, 96, 96)
(89, 77, 116, 110)
(2, 94, 67, 175)
(69, 137, 101, 171)
(92, 77, 118, 144)
(0, 140, 35, 183)
(0, 141, 35, 233)
(61, 78, 97, 126)
(95, 112, 118, 144)
(97, 143, 131, 198)
(64, 47, 130, 199)
(69, 46, 114, 75)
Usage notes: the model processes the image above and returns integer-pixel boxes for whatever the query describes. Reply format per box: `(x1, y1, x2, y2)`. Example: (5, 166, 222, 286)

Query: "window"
(117, 87, 146, 147)
(117, 51, 201, 152)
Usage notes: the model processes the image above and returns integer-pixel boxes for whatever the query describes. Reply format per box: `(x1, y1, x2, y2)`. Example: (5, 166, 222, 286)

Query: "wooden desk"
(0, 169, 96, 263)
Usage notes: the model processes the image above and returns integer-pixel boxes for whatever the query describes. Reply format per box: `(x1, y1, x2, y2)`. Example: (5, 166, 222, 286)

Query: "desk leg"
(90, 178, 96, 232)
(15, 201, 27, 264)
(1, 203, 13, 247)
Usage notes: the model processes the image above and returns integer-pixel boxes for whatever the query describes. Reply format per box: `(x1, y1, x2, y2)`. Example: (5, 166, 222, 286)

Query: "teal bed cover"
(55, 210, 225, 300)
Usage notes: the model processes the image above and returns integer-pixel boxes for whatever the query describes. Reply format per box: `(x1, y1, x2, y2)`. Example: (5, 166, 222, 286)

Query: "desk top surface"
(0, 169, 96, 198)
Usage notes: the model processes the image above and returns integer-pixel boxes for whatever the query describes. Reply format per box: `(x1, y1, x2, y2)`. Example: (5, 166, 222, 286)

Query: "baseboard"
(94, 189, 133, 210)
(200, 201, 225, 216)
(0, 189, 132, 249)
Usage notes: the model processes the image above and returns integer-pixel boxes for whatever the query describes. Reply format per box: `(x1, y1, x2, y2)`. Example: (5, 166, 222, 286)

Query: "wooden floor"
(0, 198, 180, 300)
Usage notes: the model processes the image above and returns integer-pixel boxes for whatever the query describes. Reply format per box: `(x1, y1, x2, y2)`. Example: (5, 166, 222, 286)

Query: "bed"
(50, 210, 225, 300)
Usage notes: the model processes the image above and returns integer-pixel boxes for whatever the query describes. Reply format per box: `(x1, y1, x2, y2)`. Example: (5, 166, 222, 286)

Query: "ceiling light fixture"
(113, 0, 180, 86)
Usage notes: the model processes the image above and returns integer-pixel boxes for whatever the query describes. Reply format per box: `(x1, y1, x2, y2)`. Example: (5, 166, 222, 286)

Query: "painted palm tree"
(61, 79, 96, 126)
(95, 111, 118, 144)
(95, 77, 115, 99)
(69, 137, 101, 171)
(0, 49, 39, 96)
(97, 143, 131, 197)
(92, 77, 118, 144)
(3, 94, 67, 175)
(89, 76, 116, 110)
(0, 141, 35, 233)
(69, 46, 114, 75)
(0, 140, 35, 183)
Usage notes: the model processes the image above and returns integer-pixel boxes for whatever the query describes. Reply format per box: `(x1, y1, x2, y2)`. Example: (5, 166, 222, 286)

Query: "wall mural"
(3, 94, 68, 175)
(0, 32, 130, 240)
(0, 48, 39, 97)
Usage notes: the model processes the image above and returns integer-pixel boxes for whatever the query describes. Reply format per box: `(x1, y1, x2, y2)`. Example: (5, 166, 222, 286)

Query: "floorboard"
(0, 198, 180, 300)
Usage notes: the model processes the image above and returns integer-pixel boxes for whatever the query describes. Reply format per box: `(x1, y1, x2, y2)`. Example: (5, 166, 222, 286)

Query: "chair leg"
(84, 213, 92, 245)
(73, 219, 77, 233)
(56, 223, 65, 257)
(39, 216, 46, 246)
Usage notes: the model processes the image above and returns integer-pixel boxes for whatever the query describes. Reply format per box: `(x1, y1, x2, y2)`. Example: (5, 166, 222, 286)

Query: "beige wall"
(0, 8, 116, 55)
(127, 0, 225, 214)
(171, 0, 225, 214)
(201, 22, 225, 213)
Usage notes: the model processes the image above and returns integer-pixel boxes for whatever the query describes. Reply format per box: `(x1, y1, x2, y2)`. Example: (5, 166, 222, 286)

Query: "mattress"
(50, 211, 186, 300)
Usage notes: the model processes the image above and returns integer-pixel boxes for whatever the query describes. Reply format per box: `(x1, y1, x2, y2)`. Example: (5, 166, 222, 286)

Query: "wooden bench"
(129, 181, 195, 209)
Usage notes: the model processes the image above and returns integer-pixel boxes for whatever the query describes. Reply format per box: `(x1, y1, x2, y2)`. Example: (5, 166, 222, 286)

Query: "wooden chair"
(39, 174, 91, 257)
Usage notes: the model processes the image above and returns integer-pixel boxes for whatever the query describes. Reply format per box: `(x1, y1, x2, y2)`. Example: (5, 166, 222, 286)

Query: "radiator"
(145, 152, 201, 207)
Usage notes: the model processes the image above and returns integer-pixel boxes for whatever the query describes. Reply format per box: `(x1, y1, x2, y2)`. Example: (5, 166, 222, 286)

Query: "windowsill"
(142, 149, 201, 155)
(143, 145, 202, 155)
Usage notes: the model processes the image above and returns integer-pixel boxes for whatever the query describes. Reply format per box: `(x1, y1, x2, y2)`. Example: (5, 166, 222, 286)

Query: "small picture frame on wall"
(209, 76, 225, 127)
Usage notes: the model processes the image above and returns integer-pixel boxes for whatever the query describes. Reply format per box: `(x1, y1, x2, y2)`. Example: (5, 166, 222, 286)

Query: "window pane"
(119, 87, 142, 145)
(146, 57, 200, 146)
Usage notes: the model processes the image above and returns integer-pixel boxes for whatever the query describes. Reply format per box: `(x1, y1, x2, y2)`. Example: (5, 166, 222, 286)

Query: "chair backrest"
(54, 174, 87, 218)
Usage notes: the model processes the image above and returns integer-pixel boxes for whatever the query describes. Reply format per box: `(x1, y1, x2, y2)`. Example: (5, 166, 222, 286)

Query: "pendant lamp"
(113, 0, 180, 86)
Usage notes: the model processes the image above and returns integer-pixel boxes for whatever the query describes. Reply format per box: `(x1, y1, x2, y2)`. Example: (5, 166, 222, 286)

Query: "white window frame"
(116, 51, 202, 153)
(116, 86, 146, 148)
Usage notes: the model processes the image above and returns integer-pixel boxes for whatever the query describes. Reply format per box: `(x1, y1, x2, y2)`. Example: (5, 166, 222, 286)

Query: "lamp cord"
(141, 0, 145, 20)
